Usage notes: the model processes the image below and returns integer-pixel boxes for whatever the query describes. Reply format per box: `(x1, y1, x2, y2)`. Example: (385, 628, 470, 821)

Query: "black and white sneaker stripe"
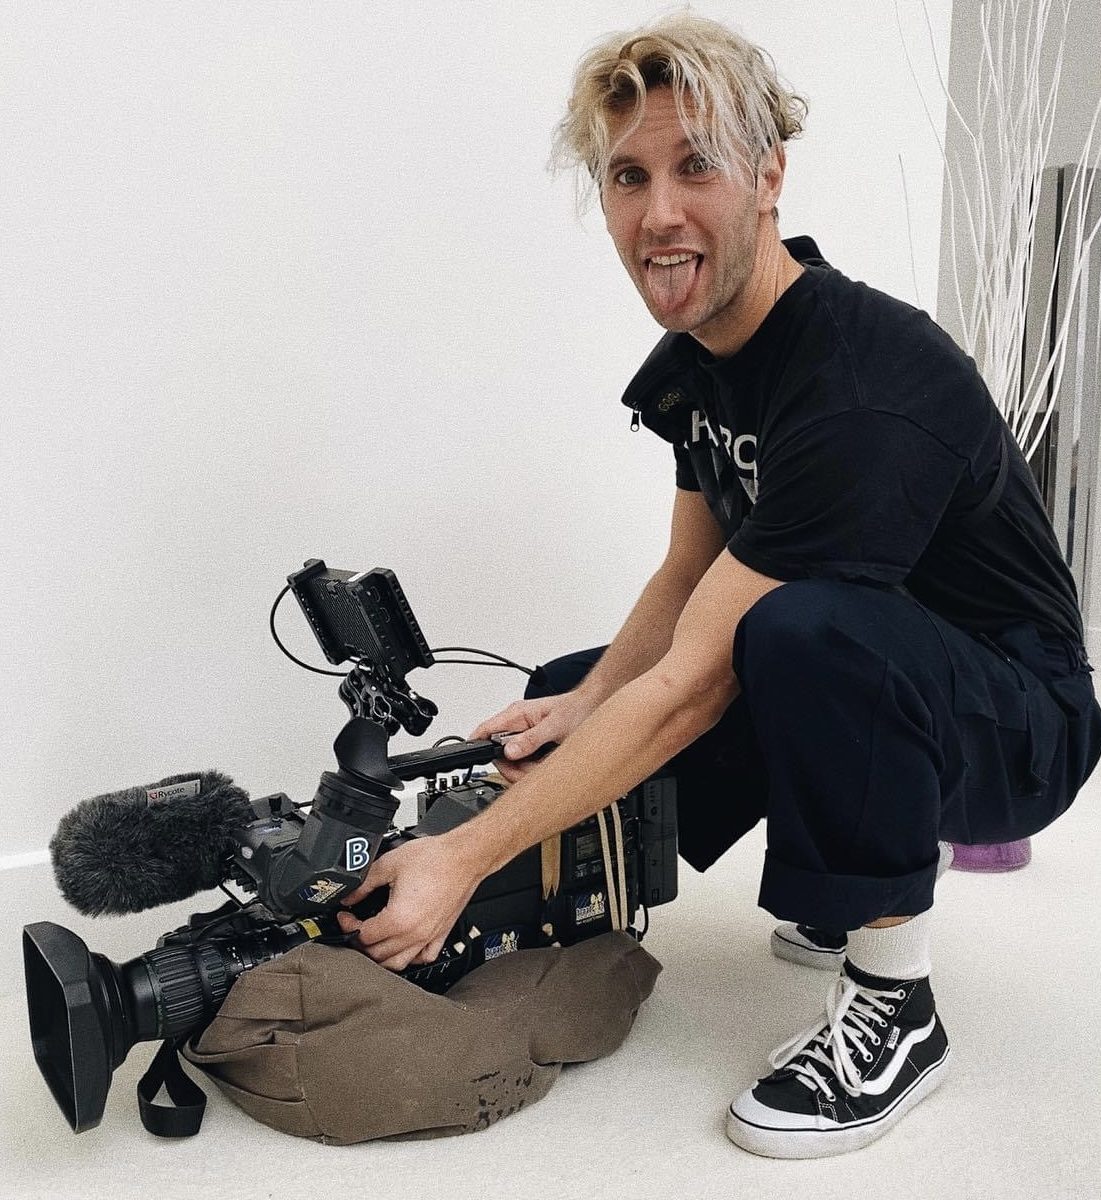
(725, 961, 950, 1158)
(769, 923, 848, 969)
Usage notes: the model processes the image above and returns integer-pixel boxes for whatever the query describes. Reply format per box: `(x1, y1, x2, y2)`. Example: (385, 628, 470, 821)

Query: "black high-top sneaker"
(726, 961, 951, 1158)
(769, 924, 847, 969)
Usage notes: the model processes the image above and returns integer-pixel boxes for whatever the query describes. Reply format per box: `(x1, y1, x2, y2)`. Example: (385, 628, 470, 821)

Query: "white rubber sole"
(725, 1046, 951, 1159)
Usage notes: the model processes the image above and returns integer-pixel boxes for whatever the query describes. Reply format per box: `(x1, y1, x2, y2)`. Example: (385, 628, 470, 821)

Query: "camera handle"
(388, 737, 505, 781)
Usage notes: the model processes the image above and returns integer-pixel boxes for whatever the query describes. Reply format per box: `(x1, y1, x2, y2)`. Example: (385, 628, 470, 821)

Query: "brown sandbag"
(182, 931, 661, 1144)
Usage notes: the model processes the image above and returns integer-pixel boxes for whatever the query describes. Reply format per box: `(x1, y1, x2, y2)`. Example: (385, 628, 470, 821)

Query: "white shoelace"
(768, 976, 907, 1102)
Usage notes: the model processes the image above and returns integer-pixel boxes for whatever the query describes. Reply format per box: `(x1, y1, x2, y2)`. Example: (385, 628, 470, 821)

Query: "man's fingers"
(352, 901, 445, 958)
(501, 729, 547, 760)
(353, 907, 399, 946)
(336, 911, 409, 964)
(362, 929, 440, 969)
(410, 937, 446, 966)
(470, 702, 527, 741)
(336, 909, 391, 948)
(341, 850, 397, 906)
(377, 948, 420, 972)
(364, 935, 414, 965)
(331, 831, 482, 973)
(341, 879, 372, 906)
(335, 909, 360, 935)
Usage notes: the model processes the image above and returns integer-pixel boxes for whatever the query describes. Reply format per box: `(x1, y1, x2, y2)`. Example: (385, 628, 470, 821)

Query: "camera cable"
(429, 646, 535, 676)
(269, 584, 538, 679)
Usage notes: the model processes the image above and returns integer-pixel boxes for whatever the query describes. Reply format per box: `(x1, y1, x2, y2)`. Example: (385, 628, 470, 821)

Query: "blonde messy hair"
(552, 10, 807, 207)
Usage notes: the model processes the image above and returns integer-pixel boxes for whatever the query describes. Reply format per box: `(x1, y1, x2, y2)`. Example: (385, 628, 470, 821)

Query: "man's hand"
(336, 834, 484, 971)
(470, 692, 595, 782)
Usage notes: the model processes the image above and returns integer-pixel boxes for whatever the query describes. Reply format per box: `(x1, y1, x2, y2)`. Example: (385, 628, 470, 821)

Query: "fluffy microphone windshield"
(49, 770, 255, 916)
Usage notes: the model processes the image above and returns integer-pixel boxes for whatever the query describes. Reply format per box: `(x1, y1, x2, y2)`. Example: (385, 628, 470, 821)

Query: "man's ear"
(756, 143, 786, 215)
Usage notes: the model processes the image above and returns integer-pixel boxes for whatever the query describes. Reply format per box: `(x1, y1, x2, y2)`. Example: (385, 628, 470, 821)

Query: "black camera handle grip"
(387, 738, 503, 781)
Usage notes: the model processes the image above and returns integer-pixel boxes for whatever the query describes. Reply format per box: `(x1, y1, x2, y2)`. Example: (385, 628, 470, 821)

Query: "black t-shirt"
(621, 237, 1084, 645)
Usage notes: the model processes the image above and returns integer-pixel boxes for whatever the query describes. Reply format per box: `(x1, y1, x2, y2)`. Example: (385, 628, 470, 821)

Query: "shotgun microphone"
(49, 771, 253, 916)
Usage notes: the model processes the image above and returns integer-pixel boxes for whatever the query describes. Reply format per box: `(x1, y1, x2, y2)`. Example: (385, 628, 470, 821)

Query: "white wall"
(0, 0, 951, 878)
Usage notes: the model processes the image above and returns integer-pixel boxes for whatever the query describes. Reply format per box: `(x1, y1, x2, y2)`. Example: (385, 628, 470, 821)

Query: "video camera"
(22, 560, 678, 1132)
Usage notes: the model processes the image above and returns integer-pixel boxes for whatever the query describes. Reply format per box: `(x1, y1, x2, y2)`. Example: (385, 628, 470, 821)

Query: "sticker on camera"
(299, 877, 344, 905)
(345, 836, 371, 872)
(575, 892, 607, 925)
(484, 930, 520, 960)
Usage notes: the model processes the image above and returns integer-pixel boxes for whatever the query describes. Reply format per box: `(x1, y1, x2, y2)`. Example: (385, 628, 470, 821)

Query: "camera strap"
(595, 805, 628, 932)
(137, 1037, 208, 1137)
(540, 834, 561, 898)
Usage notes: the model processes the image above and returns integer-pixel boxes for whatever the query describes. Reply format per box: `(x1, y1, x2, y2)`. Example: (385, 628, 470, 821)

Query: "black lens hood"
(22, 922, 114, 1132)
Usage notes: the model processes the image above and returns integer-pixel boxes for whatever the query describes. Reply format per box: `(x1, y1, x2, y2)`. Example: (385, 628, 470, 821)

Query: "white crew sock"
(846, 910, 932, 980)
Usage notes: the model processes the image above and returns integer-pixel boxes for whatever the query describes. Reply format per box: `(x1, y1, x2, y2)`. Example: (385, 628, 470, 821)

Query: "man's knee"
(732, 579, 911, 703)
(734, 580, 849, 672)
(524, 646, 606, 699)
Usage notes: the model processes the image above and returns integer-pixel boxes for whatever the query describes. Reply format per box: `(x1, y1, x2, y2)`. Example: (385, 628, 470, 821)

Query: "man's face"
(602, 88, 771, 343)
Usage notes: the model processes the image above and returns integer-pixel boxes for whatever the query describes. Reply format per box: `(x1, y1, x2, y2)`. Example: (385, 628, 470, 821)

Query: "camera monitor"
(287, 560, 434, 676)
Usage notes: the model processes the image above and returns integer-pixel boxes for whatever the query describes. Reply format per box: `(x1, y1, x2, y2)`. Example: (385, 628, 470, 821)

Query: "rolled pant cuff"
(758, 850, 937, 931)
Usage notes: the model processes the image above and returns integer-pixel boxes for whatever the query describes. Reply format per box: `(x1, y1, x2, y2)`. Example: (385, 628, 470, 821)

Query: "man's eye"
(686, 156, 713, 175)
(614, 167, 644, 186)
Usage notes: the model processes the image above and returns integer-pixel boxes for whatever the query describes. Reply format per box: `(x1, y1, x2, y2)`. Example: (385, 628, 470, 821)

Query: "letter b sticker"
(345, 836, 371, 872)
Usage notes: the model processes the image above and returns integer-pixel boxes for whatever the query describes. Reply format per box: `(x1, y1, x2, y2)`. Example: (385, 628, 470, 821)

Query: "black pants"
(525, 580, 1101, 930)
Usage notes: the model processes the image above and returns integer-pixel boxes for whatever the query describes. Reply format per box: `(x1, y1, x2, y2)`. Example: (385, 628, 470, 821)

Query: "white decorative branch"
(899, 0, 1101, 459)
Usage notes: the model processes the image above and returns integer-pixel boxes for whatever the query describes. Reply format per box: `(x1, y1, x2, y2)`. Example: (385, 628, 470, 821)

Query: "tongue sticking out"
(647, 256, 698, 312)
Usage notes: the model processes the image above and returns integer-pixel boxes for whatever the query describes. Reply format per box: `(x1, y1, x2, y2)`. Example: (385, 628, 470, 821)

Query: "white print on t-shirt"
(689, 409, 758, 501)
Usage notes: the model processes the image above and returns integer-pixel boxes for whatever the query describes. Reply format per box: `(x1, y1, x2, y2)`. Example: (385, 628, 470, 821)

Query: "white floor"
(3, 781, 1100, 1200)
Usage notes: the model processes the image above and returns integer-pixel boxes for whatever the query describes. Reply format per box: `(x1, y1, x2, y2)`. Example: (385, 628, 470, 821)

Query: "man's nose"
(641, 177, 686, 234)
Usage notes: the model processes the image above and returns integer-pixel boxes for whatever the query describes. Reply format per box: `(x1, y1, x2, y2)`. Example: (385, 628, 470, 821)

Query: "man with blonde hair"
(338, 13, 1101, 1158)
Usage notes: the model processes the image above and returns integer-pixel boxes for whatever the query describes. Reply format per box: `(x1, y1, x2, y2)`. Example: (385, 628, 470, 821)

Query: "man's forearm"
(345, 549, 777, 972)
(571, 565, 699, 708)
(452, 662, 733, 878)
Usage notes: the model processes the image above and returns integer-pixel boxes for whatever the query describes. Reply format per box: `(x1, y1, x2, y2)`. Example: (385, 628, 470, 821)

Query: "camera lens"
(139, 941, 231, 1040)
(22, 917, 324, 1131)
